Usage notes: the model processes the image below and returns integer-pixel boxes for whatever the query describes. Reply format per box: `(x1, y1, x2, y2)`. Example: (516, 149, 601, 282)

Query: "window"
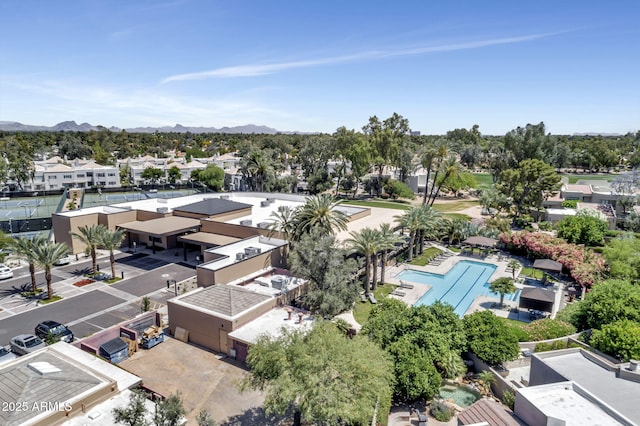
(97, 173, 105, 177)
(108, 173, 116, 177)
(63, 174, 72, 179)
(48, 176, 57, 180)
(76, 174, 85, 178)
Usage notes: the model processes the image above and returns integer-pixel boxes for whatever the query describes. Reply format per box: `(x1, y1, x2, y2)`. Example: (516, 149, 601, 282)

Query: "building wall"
(513, 392, 549, 426)
(167, 302, 233, 352)
(101, 210, 137, 230)
(200, 220, 259, 239)
(136, 210, 166, 221)
(528, 355, 568, 387)
(213, 251, 280, 285)
(54, 213, 100, 254)
(347, 208, 371, 222)
(197, 266, 216, 287)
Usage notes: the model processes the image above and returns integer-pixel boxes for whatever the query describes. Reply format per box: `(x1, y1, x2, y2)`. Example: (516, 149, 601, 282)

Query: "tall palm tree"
(10, 235, 47, 292)
(377, 223, 402, 284)
(296, 194, 348, 237)
(415, 204, 442, 255)
(97, 228, 126, 279)
(33, 242, 70, 299)
(71, 224, 106, 274)
(394, 207, 422, 262)
(346, 228, 378, 295)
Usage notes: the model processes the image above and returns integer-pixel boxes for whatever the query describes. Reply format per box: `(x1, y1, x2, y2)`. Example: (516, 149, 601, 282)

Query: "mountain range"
(0, 120, 281, 134)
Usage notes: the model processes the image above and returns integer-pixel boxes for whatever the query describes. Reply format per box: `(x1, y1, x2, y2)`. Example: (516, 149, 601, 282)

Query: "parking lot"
(119, 337, 283, 425)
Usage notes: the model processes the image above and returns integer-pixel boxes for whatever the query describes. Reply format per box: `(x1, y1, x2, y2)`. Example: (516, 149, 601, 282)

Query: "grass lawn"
(341, 199, 412, 210)
(520, 267, 544, 279)
(431, 200, 479, 212)
(472, 173, 494, 189)
(39, 295, 62, 304)
(561, 173, 615, 184)
(442, 213, 472, 221)
(407, 247, 442, 266)
(352, 284, 395, 325)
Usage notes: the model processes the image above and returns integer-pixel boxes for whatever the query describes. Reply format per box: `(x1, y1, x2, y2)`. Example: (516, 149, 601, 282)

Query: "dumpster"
(99, 337, 129, 364)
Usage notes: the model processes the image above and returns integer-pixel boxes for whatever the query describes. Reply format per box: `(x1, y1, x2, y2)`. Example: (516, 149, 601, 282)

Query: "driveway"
(119, 337, 284, 425)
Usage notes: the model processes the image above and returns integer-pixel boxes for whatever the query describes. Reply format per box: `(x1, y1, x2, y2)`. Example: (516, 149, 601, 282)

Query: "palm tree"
(489, 277, 517, 307)
(377, 223, 402, 284)
(429, 154, 463, 206)
(10, 235, 47, 293)
(346, 228, 378, 295)
(394, 207, 422, 262)
(267, 205, 301, 242)
(296, 194, 348, 237)
(477, 370, 496, 396)
(33, 242, 70, 299)
(71, 224, 106, 274)
(415, 204, 442, 255)
(507, 259, 521, 280)
(97, 228, 126, 279)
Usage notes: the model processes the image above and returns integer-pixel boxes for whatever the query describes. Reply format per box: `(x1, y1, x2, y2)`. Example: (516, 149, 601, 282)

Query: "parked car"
(54, 255, 73, 266)
(35, 320, 74, 343)
(0, 264, 13, 280)
(10, 334, 46, 355)
(0, 346, 17, 365)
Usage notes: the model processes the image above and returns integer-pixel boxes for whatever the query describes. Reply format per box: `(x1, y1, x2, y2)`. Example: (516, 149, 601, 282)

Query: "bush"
(384, 179, 416, 200)
(561, 200, 579, 208)
(537, 221, 553, 231)
(502, 390, 516, 410)
(522, 318, 576, 341)
(590, 319, 640, 361)
(430, 400, 454, 422)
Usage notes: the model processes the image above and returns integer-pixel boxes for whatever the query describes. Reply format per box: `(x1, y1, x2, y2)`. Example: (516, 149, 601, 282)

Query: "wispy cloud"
(163, 32, 556, 83)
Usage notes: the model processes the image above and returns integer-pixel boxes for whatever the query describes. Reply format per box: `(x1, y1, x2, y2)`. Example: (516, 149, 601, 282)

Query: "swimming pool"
(397, 260, 520, 316)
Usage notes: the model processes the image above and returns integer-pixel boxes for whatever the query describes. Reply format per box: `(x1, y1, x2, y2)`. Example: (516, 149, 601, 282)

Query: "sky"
(1, 1, 639, 135)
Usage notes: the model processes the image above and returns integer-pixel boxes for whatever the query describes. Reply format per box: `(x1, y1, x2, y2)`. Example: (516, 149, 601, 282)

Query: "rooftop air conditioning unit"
(260, 200, 270, 207)
(240, 219, 252, 226)
(257, 222, 269, 229)
(220, 195, 230, 200)
(156, 207, 169, 213)
(235, 252, 245, 261)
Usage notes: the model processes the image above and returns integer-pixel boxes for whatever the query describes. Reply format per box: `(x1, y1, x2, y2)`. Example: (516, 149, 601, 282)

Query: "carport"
(118, 216, 201, 255)
(177, 232, 241, 260)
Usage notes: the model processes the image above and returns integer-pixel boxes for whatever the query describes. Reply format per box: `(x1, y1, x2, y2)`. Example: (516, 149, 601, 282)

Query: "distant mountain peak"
(0, 120, 282, 134)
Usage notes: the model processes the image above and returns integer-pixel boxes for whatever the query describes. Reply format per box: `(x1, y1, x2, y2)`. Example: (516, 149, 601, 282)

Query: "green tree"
(384, 179, 415, 199)
(240, 322, 394, 426)
(196, 164, 225, 191)
(389, 337, 442, 401)
(10, 235, 47, 292)
(153, 392, 186, 426)
(507, 259, 521, 280)
(463, 310, 519, 365)
(195, 410, 216, 426)
(141, 167, 163, 187)
(289, 230, 358, 318)
(112, 389, 149, 426)
(167, 165, 182, 185)
(496, 159, 561, 224)
(71, 224, 107, 274)
(33, 241, 70, 299)
(571, 279, 640, 330)
(477, 370, 496, 396)
(602, 237, 640, 281)
(590, 319, 640, 362)
(489, 277, 517, 307)
(97, 227, 126, 278)
(378, 223, 402, 284)
(555, 214, 608, 246)
(295, 194, 348, 237)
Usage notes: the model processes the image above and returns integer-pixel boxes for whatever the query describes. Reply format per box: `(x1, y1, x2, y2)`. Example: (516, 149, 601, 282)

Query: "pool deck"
(386, 245, 564, 318)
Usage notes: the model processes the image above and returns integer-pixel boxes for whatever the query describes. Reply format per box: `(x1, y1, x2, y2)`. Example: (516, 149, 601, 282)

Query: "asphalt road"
(0, 253, 196, 348)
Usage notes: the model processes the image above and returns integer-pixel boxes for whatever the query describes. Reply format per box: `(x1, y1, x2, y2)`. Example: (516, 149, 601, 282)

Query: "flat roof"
(335, 206, 399, 241)
(517, 381, 626, 425)
(564, 184, 593, 195)
(547, 208, 577, 216)
(178, 232, 241, 246)
(55, 205, 131, 217)
(173, 198, 252, 216)
(535, 349, 640, 424)
(118, 216, 201, 236)
(228, 307, 314, 345)
(199, 235, 287, 272)
(172, 284, 272, 320)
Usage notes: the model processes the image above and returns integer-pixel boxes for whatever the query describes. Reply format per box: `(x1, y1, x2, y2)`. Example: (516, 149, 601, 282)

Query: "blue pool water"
(397, 260, 520, 316)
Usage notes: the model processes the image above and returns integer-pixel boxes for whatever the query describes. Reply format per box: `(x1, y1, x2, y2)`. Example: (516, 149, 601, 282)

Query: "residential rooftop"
(228, 307, 314, 346)
(170, 284, 273, 320)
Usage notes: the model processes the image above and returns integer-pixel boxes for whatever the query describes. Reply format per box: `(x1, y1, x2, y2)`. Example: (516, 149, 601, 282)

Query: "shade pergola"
(518, 287, 555, 312)
(462, 236, 498, 248)
(533, 258, 563, 273)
